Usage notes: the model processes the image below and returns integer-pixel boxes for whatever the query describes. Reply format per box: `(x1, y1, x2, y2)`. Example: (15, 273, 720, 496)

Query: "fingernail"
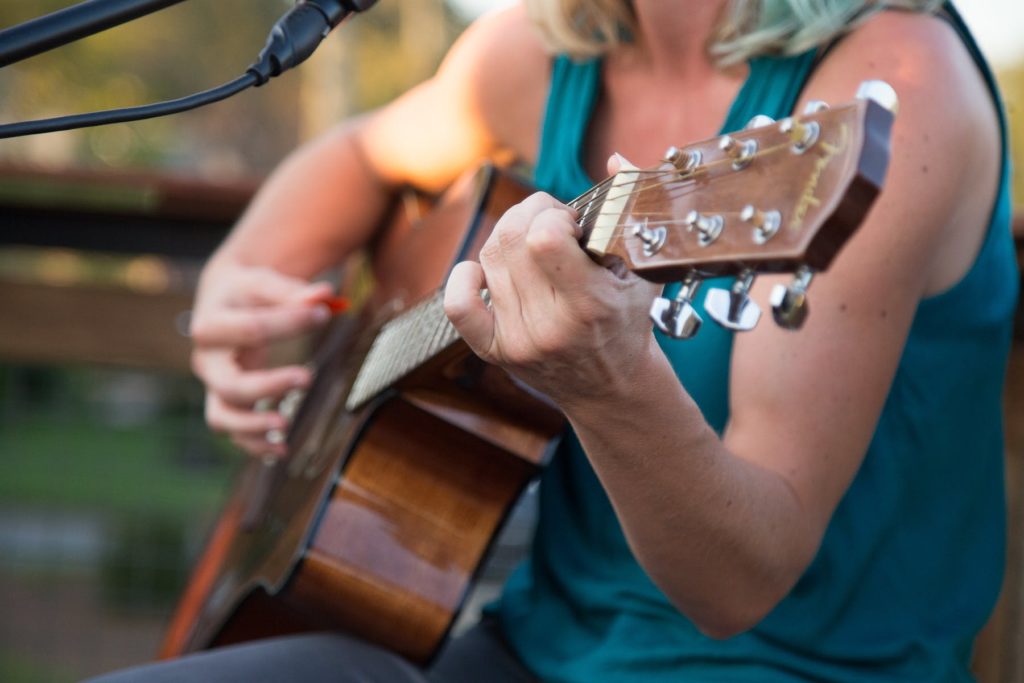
(311, 305, 330, 323)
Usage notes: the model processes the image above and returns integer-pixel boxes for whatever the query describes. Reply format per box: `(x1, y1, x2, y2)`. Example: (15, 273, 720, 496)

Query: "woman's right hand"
(189, 262, 334, 457)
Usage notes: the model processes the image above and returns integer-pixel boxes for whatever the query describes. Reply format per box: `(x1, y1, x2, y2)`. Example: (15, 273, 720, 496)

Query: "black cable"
(0, 72, 259, 139)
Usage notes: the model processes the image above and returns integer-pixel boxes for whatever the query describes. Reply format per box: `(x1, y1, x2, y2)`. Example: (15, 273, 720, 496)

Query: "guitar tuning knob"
(685, 210, 723, 247)
(741, 205, 782, 244)
(705, 270, 761, 332)
(664, 146, 702, 174)
(856, 80, 900, 115)
(803, 100, 830, 115)
(650, 273, 703, 340)
(719, 134, 757, 169)
(745, 114, 775, 130)
(779, 117, 820, 154)
(632, 221, 667, 257)
(770, 266, 814, 330)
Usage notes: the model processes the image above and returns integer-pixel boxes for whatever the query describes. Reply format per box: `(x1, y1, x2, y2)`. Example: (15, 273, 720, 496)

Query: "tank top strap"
(722, 50, 818, 130)
(534, 56, 601, 200)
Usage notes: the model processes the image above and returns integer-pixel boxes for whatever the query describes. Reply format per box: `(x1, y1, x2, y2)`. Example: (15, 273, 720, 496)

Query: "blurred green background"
(0, 1, 1021, 682)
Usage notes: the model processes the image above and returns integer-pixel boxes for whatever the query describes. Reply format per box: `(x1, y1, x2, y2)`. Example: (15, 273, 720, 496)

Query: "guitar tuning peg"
(779, 117, 820, 154)
(718, 134, 757, 169)
(664, 146, 702, 174)
(705, 270, 761, 332)
(803, 100, 830, 115)
(685, 210, 723, 247)
(770, 266, 814, 330)
(631, 221, 667, 256)
(745, 114, 775, 130)
(650, 273, 703, 340)
(856, 80, 899, 115)
(741, 205, 782, 244)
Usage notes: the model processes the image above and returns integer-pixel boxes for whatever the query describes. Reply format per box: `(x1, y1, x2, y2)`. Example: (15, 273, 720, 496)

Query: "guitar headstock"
(576, 80, 897, 336)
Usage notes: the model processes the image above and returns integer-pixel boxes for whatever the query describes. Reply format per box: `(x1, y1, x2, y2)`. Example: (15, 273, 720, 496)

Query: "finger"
(444, 261, 495, 359)
(290, 281, 336, 305)
(230, 433, 287, 458)
(501, 192, 576, 236)
(526, 206, 597, 289)
(229, 268, 329, 307)
(205, 393, 288, 434)
(606, 152, 630, 176)
(192, 349, 311, 406)
(491, 193, 575, 264)
(190, 303, 330, 348)
(236, 345, 269, 371)
(486, 193, 576, 318)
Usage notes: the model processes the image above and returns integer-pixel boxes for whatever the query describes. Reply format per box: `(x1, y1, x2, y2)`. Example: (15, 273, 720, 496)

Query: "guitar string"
(572, 139, 803, 240)
(570, 136, 801, 212)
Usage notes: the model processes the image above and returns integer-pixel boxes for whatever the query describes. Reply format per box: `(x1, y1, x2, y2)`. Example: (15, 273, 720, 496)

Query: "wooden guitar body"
(161, 166, 564, 664)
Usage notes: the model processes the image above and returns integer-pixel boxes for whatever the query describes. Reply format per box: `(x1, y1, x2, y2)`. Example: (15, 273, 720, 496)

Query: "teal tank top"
(494, 8, 1018, 682)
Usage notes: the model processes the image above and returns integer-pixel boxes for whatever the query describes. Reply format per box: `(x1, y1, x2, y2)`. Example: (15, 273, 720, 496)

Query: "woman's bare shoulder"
(451, 3, 553, 163)
(799, 8, 1000, 294)
(807, 10, 996, 140)
(357, 3, 552, 190)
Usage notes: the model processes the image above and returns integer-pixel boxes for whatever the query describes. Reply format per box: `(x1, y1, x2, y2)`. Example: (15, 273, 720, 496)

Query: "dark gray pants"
(83, 619, 537, 683)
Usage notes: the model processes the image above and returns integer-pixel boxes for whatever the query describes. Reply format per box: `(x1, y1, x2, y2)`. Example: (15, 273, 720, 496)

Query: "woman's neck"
(629, 0, 729, 78)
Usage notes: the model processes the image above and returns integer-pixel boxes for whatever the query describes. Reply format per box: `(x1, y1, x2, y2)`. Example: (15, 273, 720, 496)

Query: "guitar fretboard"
(345, 291, 462, 411)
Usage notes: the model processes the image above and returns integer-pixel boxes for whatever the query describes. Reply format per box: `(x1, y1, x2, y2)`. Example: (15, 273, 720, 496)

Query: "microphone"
(248, 0, 380, 85)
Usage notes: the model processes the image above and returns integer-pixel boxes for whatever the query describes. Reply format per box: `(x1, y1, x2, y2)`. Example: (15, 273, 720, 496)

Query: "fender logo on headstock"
(792, 123, 850, 231)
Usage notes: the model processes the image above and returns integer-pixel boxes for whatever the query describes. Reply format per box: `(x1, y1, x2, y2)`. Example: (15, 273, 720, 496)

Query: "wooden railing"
(0, 163, 255, 258)
(0, 164, 256, 370)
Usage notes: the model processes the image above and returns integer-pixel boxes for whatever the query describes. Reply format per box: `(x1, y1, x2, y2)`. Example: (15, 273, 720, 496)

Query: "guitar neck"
(344, 83, 895, 409)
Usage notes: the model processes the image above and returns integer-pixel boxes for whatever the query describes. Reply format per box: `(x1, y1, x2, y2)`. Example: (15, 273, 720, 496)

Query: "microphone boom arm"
(0, 0, 191, 69)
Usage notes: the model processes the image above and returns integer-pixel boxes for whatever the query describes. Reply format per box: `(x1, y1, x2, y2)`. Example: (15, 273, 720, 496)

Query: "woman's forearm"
(563, 339, 818, 638)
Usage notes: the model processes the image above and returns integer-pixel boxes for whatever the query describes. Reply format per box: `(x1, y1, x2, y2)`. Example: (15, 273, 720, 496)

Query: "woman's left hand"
(443, 191, 660, 409)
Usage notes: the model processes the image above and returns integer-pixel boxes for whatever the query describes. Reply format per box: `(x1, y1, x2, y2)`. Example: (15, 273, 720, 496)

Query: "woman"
(91, 0, 1015, 681)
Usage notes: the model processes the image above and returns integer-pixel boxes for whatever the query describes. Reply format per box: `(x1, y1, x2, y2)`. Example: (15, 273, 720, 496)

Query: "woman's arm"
(191, 4, 551, 455)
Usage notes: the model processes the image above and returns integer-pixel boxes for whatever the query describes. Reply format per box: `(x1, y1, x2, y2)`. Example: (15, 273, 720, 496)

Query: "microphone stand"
(0, 0, 190, 69)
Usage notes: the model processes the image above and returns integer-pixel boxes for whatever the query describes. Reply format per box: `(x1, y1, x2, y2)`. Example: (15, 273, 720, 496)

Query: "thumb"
(444, 261, 495, 360)
(606, 152, 628, 176)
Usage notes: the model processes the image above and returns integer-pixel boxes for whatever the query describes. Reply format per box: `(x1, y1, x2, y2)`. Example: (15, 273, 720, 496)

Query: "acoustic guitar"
(161, 81, 898, 664)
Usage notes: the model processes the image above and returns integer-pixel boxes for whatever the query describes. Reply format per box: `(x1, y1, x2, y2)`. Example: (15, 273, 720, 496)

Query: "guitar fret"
(425, 308, 452, 361)
(346, 291, 459, 411)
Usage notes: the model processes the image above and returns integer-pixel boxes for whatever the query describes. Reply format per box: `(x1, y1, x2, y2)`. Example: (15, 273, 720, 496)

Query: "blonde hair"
(523, 0, 944, 64)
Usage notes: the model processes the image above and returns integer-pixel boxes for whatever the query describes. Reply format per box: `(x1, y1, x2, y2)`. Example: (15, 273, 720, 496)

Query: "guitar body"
(161, 166, 564, 664)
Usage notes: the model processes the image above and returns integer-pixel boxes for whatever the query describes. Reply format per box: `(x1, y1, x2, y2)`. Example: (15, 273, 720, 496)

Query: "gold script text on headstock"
(791, 123, 850, 232)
